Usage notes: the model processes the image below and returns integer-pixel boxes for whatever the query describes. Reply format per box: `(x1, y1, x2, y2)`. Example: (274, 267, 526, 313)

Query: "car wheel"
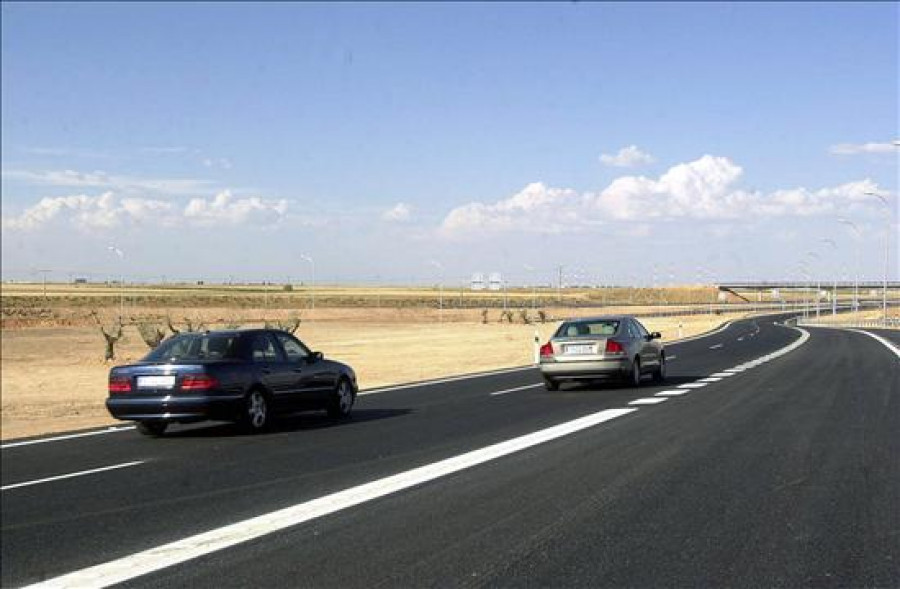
(653, 354, 667, 383)
(137, 421, 167, 437)
(543, 377, 559, 391)
(328, 378, 355, 419)
(241, 389, 270, 433)
(629, 358, 642, 388)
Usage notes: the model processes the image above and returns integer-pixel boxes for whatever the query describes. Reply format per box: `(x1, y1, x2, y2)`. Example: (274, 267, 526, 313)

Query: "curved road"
(1, 316, 898, 587)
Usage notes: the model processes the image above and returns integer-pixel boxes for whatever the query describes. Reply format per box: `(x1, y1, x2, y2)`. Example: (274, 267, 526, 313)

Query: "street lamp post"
(838, 218, 861, 312)
(866, 192, 892, 326)
(300, 254, 315, 314)
(107, 245, 125, 320)
(821, 238, 838, 316)
(429, 260, 444, 323)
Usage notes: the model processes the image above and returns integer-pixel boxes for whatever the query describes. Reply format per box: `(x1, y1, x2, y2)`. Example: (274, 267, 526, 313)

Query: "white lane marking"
(1, 461, 144, 492)
(709, 344, 724, 350)
(737, 336, 744, 342)
(678, 383, 708, 389)
(26, 408, 637, 589)
(359, 365, 533, 396)
(656, 390, 690, 396)
(698, 377, 722, 383)
(490, 383, 544, 396)
(710, 372, 734, 378)
(629, 397, 668, 405)
(0, 426, 136, 450)
(670, 319, 735, 344)
(667, 355, 677, 361)
(848, 329, 900, 360)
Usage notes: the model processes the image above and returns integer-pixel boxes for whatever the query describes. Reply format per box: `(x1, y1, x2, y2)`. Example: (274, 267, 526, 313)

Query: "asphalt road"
(2, 316, 898, 588)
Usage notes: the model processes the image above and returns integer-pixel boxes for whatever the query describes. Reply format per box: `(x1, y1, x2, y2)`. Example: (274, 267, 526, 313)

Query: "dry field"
(1, 298, 749, 440)
(799, 308, 900, 327)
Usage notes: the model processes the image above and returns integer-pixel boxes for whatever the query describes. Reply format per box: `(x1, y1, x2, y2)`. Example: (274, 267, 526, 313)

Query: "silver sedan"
(539, 315, 666, 390)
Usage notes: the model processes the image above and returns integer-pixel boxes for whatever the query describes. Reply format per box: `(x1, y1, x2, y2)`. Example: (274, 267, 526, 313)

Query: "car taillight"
(605, 340, 625, 355)
(108, 376, 132, 394)
(540, 342, 554, 357)
(180, 375, 219, 391)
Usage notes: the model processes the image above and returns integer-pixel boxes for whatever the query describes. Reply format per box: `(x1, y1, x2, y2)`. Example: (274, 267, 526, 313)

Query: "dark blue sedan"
(106, 328, 358, 436)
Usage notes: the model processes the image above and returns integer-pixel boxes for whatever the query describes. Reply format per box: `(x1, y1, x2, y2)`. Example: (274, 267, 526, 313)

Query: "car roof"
(563, 315, 634, 323)
(173, 328, 290, 337)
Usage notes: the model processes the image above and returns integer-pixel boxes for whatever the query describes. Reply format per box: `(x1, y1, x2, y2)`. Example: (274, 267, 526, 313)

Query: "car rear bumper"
(539, 358, 629, 379)
(106, 393, 244, 423)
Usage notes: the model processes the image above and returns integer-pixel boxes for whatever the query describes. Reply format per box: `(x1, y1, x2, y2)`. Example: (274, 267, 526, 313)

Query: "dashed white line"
(629, 397, 668, 405)
(489, 383, 544, 396)
(1, 461, 144, 492)
(0, 426, 136, 450)
(677, 383, 708, 389)
(24, 408, 637, 588)
(655, 390, 690, 396)
(710, 372, 734, 378)
(698, 377, 723, 383)
(666, 355, 677, 361)
(709, 344, 724, 350)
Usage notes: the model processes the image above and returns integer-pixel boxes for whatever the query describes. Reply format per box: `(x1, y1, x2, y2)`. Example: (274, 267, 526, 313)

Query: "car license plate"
(136, 375, 176, 389)
(566, 344, 594, 355)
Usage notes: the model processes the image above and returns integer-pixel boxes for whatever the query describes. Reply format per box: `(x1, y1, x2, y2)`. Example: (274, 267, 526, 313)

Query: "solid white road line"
(629, 397, 668, 405)
(26, 408, 637, 589)
(677, 383, 708, 389)
(709, 344, 724, 350)
(848, 329, 900, 360)
(490, 383, 544, 396)
(1, 461, 144, 492)
(0, 426, 136, 450)
(655, 390, 690, 396)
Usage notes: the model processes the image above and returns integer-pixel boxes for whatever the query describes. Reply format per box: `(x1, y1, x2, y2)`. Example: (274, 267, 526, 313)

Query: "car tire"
(240, 389, 270, 433)
(327, 378, 355, 419)
(543, 377, 559, 391)
(629, 358, 642, 388)
(653, 354, 667, 383)
(137, 421, 167, 437)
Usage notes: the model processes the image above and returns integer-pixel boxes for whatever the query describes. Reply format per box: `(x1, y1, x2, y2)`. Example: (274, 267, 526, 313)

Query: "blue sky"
(2, 2, 897, 285)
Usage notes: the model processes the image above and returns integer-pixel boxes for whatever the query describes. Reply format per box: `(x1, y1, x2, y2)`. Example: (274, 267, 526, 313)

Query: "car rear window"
(556, 320, 619, 337)
(143, 333, 240, 362)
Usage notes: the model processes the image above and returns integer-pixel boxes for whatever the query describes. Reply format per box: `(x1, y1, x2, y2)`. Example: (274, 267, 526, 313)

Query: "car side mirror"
(650, 332, 662, 340)
(308, 351, 324, 363)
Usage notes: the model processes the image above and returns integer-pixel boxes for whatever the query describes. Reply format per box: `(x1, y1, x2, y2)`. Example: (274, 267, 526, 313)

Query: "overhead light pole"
(300, 254, 315, 314)
(821, 238, 838, 316)
(429, 260, 444, 323)
(838, 218, 861, 312)
(865, 191, 892, 326)
(107, 245, 125, 320)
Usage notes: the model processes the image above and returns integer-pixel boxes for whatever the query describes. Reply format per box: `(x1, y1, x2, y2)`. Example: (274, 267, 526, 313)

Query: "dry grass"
(1, 308, 746, 440)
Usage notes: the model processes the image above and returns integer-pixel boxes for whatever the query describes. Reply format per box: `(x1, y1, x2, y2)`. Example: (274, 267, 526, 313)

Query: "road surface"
(2, 316, 898, 587)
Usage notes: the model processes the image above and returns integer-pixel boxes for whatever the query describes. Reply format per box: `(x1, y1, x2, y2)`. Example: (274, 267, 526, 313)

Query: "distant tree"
(91, 310, 123, 361)
(137, 322, 166, 349)
(537, 310, 548, 323)
(481, 309, 489, 324)
(518, 308, 531, 324)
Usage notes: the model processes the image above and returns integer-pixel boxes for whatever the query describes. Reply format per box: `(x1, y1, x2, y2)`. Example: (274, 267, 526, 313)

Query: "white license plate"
(565, 344, 595, 355)
(136, 375, 176, 389)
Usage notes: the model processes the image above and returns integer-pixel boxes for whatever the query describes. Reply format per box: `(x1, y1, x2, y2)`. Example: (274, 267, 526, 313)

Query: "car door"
(272, 331, 326, 409)
(632, 319, 660, 368)
(248, 332, 296, 410)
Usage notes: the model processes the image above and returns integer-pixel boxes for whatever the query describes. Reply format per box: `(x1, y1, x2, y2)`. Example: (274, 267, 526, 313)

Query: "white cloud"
(2, 168, 215, 196)
(382, 202, 412, 222)
(599, 145, 656, 168)
(829, 141, 899, 155)
(441, 182, 585, 235)
(1, 192, 174, 231)
(202, 157, 233, 170)
(440, 155, 888, 235)
(183, 190, 288, 226)
(3, 190, 289, 231)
